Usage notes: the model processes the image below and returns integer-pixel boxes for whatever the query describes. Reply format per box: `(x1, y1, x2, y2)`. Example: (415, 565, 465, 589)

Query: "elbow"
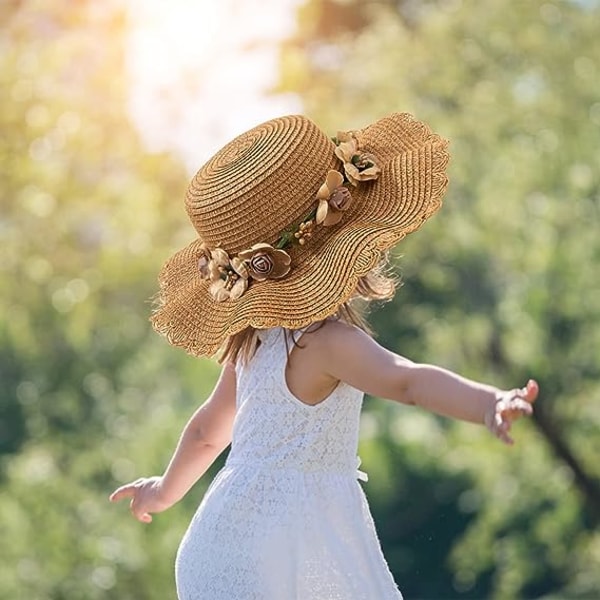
(194, 435, 230, 456)
(398, 385, 416, 406)
(187, 423, 229, 452)
(394, 363, 419, 406)
(379, 374, 413, 405)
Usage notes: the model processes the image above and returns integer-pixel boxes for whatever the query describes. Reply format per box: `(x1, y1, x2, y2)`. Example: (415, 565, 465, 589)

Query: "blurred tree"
(278, 0, 600, 597)
(0, 1, 219, 598)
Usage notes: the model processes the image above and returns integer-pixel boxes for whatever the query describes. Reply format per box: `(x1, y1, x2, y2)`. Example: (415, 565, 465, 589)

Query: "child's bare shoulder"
(307, 319, 375, 356)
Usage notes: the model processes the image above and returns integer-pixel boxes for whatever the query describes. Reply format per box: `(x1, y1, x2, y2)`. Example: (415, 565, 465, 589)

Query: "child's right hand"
(109, 476, 173, 523)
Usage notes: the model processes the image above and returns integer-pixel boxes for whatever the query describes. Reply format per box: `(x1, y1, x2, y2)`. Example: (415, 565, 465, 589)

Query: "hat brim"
(151, 113, 449, 357)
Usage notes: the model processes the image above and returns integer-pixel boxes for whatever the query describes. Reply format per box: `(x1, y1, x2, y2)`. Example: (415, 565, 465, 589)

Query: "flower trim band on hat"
(198, 131, 381, 302)
(333, 131, 381, 186)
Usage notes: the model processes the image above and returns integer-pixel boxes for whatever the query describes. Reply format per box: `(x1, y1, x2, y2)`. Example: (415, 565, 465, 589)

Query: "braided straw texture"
(151, 113, 450, 357)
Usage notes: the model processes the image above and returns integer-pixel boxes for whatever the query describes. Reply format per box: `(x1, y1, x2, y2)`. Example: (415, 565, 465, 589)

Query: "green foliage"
(279, 0, 600, 597)
(0, 1, 220, 597)
(2, 0, 599, 598)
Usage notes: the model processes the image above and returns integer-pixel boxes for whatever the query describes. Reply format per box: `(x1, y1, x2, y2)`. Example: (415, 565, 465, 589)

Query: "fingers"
(109, 478, 157, 524)
(501, 380, 539, 418)
(504, 397, 534, 417)
(497, 425, 514, 446)
(109, 477, 146, 502)
(493, 413, 514, 445)
(129, 497, 153, 523)
(109, 483, 137, 503)
(491, 380, 539, 445)
(522, 379, 539, 404)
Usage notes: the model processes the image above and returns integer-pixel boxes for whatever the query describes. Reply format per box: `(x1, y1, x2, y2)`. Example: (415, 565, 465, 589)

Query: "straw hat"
(151, 113, 449, 357)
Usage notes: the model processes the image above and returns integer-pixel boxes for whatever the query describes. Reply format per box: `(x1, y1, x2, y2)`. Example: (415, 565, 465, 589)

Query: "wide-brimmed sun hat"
(151, 113, 450, 357)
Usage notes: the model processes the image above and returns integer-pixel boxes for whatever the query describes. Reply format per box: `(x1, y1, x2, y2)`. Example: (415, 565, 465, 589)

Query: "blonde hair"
(218, 255, 398, 366)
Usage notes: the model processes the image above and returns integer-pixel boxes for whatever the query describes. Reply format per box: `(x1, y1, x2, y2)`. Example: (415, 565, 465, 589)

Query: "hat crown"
(186, 115, 337, 254)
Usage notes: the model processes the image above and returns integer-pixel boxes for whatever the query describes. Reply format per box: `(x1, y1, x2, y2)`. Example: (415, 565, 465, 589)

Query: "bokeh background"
(1, 0, 599, 598)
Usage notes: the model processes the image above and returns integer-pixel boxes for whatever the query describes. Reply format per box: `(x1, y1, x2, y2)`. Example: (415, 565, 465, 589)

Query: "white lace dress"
(175, 328, 403, 599)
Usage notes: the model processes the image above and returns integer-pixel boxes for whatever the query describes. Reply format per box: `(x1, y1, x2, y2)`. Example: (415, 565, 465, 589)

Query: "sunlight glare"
(126, 0, 302, 171)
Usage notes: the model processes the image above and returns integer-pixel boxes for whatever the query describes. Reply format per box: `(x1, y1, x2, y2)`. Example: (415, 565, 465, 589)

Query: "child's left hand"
(485, 379, 538, 445)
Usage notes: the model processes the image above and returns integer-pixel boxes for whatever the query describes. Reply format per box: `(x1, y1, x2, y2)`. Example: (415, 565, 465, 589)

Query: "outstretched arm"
(318, 322, 537, 444)
(110, 362, 237, 522)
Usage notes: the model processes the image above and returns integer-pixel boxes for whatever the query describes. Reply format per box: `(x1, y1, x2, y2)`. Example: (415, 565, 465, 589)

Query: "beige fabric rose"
(200, 247, 249, 302)
(334, 132, 381, 186)
(238, 243, 292, 281)
(315, 170, 352, 227)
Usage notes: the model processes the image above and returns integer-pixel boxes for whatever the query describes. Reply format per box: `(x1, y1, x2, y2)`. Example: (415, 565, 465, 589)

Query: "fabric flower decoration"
(199, 247, 249, 302)
(238, 243, 292, 281)
(334, 131, 381, 186)
(197, 243, 213, 279)
(315, 170, 352, 227)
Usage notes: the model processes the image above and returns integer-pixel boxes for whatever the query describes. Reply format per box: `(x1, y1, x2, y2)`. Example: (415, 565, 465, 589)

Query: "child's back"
(176, 326, 402, 599)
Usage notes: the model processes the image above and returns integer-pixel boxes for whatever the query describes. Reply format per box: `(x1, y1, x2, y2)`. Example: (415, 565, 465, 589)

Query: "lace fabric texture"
(175, 328, 403, 599)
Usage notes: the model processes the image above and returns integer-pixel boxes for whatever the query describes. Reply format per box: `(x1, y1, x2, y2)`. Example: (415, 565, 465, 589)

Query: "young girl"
(110, 113, 538, 599)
